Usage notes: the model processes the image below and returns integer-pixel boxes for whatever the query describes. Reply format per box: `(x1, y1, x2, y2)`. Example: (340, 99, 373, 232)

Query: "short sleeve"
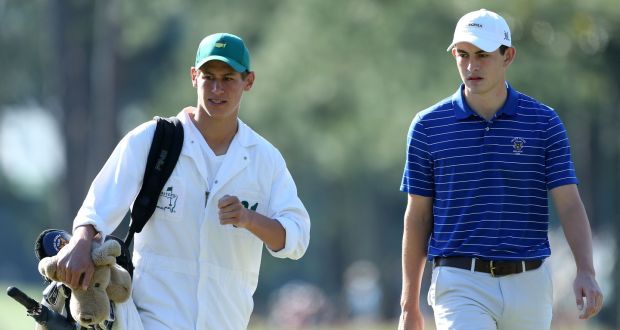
(400, 113, 434, 196)
(544, 111, 579, 189)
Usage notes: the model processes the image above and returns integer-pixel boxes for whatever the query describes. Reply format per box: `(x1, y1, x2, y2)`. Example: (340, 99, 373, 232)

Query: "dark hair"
(499, 45, 509, 55)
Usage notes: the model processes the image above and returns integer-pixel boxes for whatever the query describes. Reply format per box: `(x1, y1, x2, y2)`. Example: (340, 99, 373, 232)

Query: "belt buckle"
(489, 260, 497, 277)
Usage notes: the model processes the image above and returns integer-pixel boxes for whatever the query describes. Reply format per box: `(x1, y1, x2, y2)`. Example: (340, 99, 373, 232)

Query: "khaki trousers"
(428, 261, 553, 330)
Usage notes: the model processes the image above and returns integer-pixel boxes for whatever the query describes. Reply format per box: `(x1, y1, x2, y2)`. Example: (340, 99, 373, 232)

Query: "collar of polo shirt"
(452, 82, 519, 120)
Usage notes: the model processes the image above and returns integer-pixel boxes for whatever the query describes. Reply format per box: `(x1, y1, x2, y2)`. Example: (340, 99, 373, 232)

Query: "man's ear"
(503, 47, 516, 67)
(190, 67, 199, 88)
(243, 71, 255, 91)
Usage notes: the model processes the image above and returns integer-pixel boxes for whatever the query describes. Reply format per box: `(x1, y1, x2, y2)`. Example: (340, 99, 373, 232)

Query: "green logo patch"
(241, 200, 258, 211)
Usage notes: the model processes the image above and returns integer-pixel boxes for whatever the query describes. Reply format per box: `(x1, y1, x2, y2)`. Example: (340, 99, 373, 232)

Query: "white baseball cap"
(447, 9, 511, 52)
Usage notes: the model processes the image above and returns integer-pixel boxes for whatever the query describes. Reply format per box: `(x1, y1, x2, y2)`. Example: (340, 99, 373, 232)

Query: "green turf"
(1, 282, 44, 330)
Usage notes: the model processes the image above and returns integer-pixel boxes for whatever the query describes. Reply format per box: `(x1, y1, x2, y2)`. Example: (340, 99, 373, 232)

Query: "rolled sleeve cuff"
(72, 216, 105, 238)
(267, 217, 303, 259)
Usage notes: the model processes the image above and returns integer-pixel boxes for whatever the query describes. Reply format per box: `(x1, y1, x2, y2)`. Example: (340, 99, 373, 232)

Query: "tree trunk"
(87, 0, 120, 180)
(50, 0, 93, 225)
(50, 0, 119, 226)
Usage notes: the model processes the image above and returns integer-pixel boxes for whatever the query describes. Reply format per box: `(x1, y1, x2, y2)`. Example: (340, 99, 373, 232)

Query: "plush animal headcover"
(38, 239, 132, 327)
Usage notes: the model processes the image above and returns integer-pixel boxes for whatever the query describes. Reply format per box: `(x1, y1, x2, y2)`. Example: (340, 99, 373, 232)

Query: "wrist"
(400, 296, 421, 311)
(73, 225, 98, 241)
(576, 267, 596, 277)
(244, 210, 258, 231)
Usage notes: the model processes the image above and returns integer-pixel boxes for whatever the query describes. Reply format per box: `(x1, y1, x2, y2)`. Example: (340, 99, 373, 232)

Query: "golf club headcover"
(35, 229, 72, 261)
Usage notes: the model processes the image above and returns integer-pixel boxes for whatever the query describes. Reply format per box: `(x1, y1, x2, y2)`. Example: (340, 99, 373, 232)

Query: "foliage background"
(0, 0, 618, 329)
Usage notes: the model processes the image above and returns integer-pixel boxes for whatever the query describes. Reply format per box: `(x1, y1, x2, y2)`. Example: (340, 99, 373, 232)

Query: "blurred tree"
(49, 0, 100, 221)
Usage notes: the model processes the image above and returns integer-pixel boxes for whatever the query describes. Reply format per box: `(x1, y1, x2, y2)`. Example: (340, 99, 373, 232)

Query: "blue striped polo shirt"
(400, 83, 578, 261)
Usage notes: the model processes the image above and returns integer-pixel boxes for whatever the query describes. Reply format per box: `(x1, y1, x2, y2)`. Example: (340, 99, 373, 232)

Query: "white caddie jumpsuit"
(73, 109, 311, 329)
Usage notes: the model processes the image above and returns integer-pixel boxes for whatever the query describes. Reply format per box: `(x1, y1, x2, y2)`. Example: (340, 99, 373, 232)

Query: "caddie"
(54, 32, 311, 329)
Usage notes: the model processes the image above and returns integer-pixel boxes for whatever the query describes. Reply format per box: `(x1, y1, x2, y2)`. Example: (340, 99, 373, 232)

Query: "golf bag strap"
(124, 116, 184, 247)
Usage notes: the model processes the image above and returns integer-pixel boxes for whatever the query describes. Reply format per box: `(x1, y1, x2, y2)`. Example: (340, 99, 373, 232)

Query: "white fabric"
(112, 296, 144, 330)
(187, 116, 227, 189)
(447, 9, 511, 52)
(73, 109, 311, 329)
(428, 262, 553, 330)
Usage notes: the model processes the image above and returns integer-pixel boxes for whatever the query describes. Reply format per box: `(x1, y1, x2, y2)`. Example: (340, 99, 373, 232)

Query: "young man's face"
(452, 42, 515, 98)
(191, 60, 254, 119)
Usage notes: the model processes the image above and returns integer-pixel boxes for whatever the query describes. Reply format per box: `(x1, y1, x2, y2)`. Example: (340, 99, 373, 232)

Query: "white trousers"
(428, 261, 553, 330)
(112, 295, 144, 330)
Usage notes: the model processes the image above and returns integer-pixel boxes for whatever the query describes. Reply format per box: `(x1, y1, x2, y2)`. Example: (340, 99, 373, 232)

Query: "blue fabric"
(400, 83, 578, 260)
(38, 229, 71, 258)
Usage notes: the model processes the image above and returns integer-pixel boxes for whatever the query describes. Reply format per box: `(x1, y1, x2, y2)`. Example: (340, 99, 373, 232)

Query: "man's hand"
(574, 270, 604, 319)
(217, 194, 286, 251)
(54, 226, 96, 290)
(218, 194, 253, 229)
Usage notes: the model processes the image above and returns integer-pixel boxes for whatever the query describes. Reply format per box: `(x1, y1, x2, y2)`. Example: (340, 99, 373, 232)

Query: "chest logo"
(157, 186, 178, 213)
(241, 200, 258, 211)
(511, 137, 526, 154)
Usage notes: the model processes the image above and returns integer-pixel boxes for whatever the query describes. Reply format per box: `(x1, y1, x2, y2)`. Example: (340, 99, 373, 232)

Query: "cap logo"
(504, 31, 510, 41)
(468, 23, 483, 28)
(196, 33, 250, 72)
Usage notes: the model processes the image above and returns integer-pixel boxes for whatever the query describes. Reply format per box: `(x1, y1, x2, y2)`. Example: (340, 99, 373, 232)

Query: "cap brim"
(195, 55, 247, 72)
(447, 33, 502, 52)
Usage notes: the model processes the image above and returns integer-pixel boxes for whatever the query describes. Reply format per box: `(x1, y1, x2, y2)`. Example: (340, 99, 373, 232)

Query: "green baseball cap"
(195, 33, 250, 72)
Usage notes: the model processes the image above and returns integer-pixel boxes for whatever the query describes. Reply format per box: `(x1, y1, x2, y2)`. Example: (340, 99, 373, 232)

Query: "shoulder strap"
(124, 116, 184, 247)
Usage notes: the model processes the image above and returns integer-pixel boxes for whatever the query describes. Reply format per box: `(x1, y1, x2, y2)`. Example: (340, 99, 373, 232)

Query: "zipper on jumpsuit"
(197, 182, 212, 328)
